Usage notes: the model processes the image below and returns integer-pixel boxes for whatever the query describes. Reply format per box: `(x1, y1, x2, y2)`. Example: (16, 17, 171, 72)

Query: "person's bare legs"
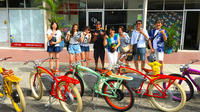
(159, 60, 164, 73)
(81, 52, 85, 66)
(75, 53, 80, 62)
(49, 53, 54, 70)
(69, 54, 74, 70)
(141, 61, 145, 70)
(134, 61, 139, 70)
(55, 52, 60, 71)
(86, 52, 89, 67)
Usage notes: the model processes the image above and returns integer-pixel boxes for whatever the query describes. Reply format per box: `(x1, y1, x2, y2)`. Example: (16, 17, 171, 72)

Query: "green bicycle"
(65, 60, 135, 111)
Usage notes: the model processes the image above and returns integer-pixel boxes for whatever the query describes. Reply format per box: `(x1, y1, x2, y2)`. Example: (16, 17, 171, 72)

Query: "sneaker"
(160, 72, 163, 75)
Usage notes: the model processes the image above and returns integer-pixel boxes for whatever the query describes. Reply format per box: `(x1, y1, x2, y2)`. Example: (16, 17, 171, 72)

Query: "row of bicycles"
(0, 53, 199, 112)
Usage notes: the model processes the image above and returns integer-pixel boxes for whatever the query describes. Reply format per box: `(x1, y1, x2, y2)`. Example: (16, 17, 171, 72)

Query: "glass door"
(0, 10, 9, 46)
(86, 10, 104, 32)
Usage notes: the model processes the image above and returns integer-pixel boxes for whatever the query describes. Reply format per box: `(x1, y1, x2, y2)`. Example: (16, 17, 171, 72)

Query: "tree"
(36, 0, 64, 25)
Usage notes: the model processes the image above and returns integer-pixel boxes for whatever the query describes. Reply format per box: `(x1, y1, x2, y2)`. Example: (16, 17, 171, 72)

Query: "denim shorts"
(68, 44, 81, 54)
(81, 46, 90, 52)
(47, 46, 61, 53)
(134, 48, 146, 61)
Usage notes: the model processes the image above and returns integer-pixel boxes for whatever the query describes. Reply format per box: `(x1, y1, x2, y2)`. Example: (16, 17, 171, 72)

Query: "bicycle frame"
(72, 65, 125, 98)
(118, 65, 185, 98)
(33, 66, 80, 102)
(181, 68, 200, 91)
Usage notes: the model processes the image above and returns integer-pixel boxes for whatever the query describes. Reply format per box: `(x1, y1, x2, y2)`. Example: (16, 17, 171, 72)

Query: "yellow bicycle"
(0, 57, 26, 112)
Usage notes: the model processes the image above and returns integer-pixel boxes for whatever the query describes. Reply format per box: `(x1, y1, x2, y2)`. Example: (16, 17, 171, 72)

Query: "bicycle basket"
(40, 75, 55, 92)
(83, 72, 99, 90)
(125, 73, 145, 90)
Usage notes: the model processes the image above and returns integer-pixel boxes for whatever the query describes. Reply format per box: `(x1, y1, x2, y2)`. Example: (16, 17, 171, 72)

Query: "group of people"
(46, 19, 168, 74)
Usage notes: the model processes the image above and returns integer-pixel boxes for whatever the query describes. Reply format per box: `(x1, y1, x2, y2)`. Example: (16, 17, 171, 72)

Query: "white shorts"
(154, 51, 164, 61)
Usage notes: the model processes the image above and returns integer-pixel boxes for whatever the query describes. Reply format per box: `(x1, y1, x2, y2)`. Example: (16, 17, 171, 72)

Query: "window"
(9, 10, 44, 43)
(124, 0, 143, 9)
(105, 0, 123, 9)
(8, 0, 24, 8)
(165, 0, 184, 10)
(26, 0, 42, 7)
(148, 0, 164, 10)
(87, 0, 103, 9)
(0, 0, 6, 8)
(105, 11, 127, 32)
(186, 0, 200, 9)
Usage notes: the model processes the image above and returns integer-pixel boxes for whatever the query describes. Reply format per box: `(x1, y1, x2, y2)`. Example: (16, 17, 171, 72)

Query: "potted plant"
(163, 22, 180, 54)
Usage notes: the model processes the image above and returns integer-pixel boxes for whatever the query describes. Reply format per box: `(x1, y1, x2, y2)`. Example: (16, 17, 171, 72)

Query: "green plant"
(163, 22, 180, 52)
(36, 0, 64, 25)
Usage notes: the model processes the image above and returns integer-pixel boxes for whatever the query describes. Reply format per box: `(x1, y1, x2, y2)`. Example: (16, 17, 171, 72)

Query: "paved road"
(0, 62, 200, 112)
(1, 92, 200, 112)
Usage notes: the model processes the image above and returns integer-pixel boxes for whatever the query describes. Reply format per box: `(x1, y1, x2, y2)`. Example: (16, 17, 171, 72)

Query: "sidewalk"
(0, 48, 200, 64)
(1, 49, 200, 112)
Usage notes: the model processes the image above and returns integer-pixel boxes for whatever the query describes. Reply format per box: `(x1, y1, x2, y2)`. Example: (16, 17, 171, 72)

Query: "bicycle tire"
(149, 79, 186, 112)
(65, 71, 84, 97)
(57, 82, 83, 112)
(12, 83, 26, 112)
(102, 80, 134, 111)
(169, 74, 194, 101)
(29, 71, 43, 100)
(0, 74, 5, 101)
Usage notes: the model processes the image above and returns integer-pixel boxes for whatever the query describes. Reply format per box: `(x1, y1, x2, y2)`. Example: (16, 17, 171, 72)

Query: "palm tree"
(36, 0, 64, 24)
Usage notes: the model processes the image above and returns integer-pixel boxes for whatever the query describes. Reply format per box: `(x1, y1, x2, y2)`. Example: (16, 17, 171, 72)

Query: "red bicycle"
(113, 53, 187, 112)
(24, 57, 82, 112)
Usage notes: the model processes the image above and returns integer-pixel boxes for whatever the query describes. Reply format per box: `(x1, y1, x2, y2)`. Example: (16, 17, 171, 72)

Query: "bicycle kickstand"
(90, 91, 98, 110)
(45, 95, 56, 109)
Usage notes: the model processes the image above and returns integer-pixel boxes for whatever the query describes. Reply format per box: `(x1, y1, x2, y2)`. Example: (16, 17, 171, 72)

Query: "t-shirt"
(93, 29, 105, 50)
(47, 29, 62, 47)
(149, 28, 168, 52)
(106, 34, 119, 52)
(131, 29, 149, 48)
(80, 33, 90, 47)
(68, 31, 82, 44)
(120, 32, 130, 47)
(153, 30, 160, 50)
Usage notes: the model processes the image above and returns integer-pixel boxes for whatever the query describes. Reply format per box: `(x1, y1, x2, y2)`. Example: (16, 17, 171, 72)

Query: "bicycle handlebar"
(24, 57, 58, 65)
(0, 57, 12, 61)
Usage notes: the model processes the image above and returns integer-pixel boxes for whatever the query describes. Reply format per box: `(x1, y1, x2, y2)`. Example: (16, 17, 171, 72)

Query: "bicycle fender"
(38, 67, 49, 74)
(5, 75, 21, 82)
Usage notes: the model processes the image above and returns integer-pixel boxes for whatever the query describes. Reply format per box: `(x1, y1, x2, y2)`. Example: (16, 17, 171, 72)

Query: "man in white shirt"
(131, 20, 153, 70)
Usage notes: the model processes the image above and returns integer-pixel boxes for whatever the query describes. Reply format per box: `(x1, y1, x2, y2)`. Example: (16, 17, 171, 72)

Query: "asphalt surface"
(0, 62, 200, 112)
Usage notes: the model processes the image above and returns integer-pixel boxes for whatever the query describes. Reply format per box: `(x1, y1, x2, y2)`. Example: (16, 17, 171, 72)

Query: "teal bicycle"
(65, 60, 134, 111)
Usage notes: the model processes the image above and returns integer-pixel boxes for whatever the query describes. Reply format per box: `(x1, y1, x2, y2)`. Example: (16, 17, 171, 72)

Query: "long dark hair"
(50, 21, 59, 30)
(70, 24, 78, 37)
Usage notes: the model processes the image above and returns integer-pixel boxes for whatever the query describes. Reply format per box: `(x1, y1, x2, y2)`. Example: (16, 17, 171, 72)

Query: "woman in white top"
(46, 22, 62, 73)
(80, 26, 91, 67)
(66, 24, 83, 70)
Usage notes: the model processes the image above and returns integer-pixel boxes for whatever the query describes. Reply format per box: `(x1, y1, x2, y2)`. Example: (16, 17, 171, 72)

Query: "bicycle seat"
(142, 68, 153, 73)
(106, 71, 133, 80)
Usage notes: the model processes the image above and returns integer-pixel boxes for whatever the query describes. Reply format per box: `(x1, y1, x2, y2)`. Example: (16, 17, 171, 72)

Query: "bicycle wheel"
(102, 80, 134, 111)
(169, 74, 194, 101)
(0, 74, 5, 102)
(149, 79, 186, 112)
(29, 71, 43, 100)
(65, 71, 84, 97)
(11, 82, 26, 112)
(57, 81, 82, 112)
